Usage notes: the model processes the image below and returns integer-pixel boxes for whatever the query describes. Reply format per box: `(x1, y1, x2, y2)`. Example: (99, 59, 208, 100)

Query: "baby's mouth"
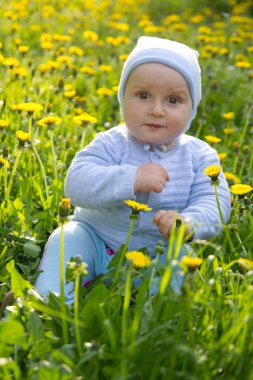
(145, 123, 164, 129)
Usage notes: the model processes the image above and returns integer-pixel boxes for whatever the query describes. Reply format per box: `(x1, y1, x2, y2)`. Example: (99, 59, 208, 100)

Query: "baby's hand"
(153, 210, 194, 241)
(134, 163, 169, 193)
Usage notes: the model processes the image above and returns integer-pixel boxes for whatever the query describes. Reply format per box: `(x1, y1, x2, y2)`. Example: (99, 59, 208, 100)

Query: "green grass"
(0, 0, 253, 379)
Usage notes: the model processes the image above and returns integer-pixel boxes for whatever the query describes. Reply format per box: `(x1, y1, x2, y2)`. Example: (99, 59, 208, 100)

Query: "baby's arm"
(153, 143, 231, 242)
(65, 132, 138, 208)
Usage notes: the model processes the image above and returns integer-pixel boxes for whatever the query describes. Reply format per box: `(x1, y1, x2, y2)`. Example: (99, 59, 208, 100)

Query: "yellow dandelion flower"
(163, 14, 181, 24)
(218, 152, 228, 160)
(37, 116, 62, 127)
(12, 67, 27, 77)
(96, 87, 114, 96)
(18, 45, 29, 54)
(197, 25, 212, 34)
(218, 48, 229, 56)
(108, 21, 129, 32)
(119, 54, 129, 61)
(74, 96, 87, 104)
(69, 46, 84, 56)
(224, 172, 240, 185)
(41, 33, 53, 43)
(181, 256, 203, 272)
(123, 200, 152, 213)
(64, 84, 73, 91)
(15, 38, 22, 46)
(80, 66, 96, 75)
(0, 156, 10, 168)
(230, 184, 252, 196)
(222, 112, 234, 120)
(99, 65, 112, 72)
(16, 130, 31, 146)
(169, 23, 187, 32)
(190, 14, 204, 24)
(238, 258, 253, 271)
(56, 55, 72, 65)
(73, 112, 97, 125)
(83, 30, 99, 42)
(53, 34, 72, 42)
(234, 61, 251, 69)
(125, 251, 151, 269)
(0, 119, 10, 128)
(12, 102, 43, 114)
(41, 41, 53, 50)
(144, 25, 164, 34)
(205, 135, 222, 144)
(223, 128, 234, 135)
(106, 36, 119, 46)
(203, 165, 221, 182)
(139, 19, 153, 28)
(3, 57, 20, 68)
(63, 90, 76, 98)
(230, 36, 242, 44)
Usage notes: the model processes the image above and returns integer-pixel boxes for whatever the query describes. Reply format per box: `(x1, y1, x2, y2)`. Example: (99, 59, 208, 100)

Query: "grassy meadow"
(0, 0, 253, 378)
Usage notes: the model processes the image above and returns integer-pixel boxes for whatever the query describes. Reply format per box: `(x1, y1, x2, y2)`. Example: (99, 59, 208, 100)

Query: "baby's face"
(123, 63, 192, 147)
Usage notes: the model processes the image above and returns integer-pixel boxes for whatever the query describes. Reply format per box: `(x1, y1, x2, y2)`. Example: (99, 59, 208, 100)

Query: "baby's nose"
(150, 100, 164, 116)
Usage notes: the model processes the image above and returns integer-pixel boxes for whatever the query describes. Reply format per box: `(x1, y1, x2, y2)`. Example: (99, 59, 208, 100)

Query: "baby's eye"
(168, 97, 178, 104)
(138, 92, 149, 100)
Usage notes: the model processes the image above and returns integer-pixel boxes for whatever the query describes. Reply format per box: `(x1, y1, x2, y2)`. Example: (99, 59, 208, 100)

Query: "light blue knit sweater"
(65, 125, 231, 257)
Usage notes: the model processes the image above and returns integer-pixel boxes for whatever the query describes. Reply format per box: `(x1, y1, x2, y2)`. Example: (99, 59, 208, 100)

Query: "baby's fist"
(134, 163, 169, 193)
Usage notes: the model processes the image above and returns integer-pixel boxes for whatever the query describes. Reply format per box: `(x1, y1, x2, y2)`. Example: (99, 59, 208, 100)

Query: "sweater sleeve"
(180, 144, 231, 240)
(65, 130, 138, 208)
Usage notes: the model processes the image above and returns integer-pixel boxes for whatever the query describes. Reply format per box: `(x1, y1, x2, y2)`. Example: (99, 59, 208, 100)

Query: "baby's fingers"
(152, 210, 168, 226)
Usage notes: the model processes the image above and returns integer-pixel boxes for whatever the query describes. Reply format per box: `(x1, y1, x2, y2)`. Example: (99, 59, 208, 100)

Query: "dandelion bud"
(232, 141, 240, 153)
(65, 139, 70, 150)
(154, 240, 165, 255)
(58, 77, 65, 89)
(242, 145, 250, 154)
(3, 145, 8, 158)
(59, 197, 71, 220)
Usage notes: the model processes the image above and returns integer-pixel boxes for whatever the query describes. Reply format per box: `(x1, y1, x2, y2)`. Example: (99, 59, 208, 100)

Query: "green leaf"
(23, 242, 41, 257)
(106, 244, 125, 269)
(6, 260, 32, 297)
(27, 311, 45, 343)
(0, 320, 26, 347)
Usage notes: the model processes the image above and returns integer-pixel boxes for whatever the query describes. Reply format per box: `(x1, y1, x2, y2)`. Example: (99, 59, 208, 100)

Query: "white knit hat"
(118, 36, 201, 132)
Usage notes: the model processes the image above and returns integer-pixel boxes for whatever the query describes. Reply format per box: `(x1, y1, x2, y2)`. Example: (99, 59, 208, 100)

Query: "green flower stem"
(235, 230, 248, 256)
(149, 254, 159, 294)
(80, 127, 86, 149)
(233, 106, 252, 173)
(32, 142, 49, 199)
(121, 265, 132, 379)
(49, 130, 58, 181)
(250, 151, 253, 173)
(213, 182, 234, 252)
(0, 245, 8, 261)
(5, 149, 22, 202)
(113, 216, 135, 285)
(3, 160, 8, 200)
(74, 271, 82, 357)
(28, 116, 33, 181)
(59, 222, 69, 345)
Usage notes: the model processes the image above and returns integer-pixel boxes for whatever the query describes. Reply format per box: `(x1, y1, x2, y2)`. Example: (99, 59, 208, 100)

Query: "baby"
(35, 36, 231, 301)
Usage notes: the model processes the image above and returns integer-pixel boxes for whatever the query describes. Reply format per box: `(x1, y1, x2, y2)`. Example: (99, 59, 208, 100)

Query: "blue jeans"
(35, 221, 189, 302)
